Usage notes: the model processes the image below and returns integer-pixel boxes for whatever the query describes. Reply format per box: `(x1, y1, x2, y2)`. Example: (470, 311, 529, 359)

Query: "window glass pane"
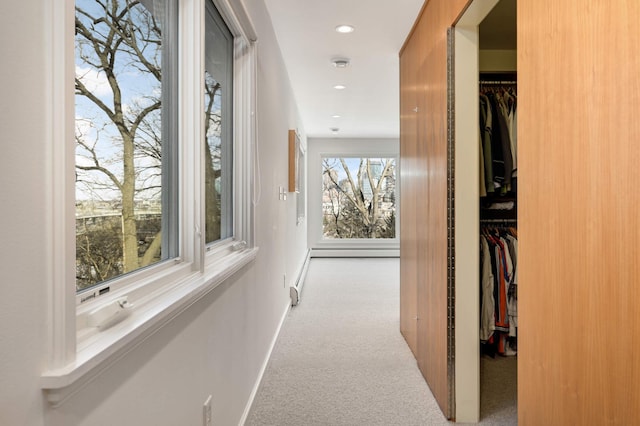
(204, 2, 234, 245)
(322, 158, 397, 239)
(75, 0, 176, 292)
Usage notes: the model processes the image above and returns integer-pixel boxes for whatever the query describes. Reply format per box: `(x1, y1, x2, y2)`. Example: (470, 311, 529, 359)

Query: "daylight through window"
(322, 158, 396, 239)
(75, 0, 177, 292)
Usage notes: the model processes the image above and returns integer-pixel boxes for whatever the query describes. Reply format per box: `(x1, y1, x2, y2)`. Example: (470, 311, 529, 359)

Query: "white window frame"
(41, 0, 258, 406)
(308, 138, 400, 257)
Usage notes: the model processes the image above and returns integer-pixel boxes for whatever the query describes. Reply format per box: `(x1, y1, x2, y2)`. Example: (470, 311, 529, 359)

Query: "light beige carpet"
(246, 258, 517, 425)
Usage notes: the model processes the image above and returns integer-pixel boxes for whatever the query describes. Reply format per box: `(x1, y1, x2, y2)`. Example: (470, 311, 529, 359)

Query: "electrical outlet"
(203, 395, 212, 426)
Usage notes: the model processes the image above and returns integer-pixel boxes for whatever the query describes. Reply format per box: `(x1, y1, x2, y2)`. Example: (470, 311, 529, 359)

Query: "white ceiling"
(263, 0, 425, 138)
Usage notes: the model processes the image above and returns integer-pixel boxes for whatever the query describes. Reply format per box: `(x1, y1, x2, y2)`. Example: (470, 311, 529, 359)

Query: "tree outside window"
(75, 0, 175, 291)
(322, 158, 396, 239)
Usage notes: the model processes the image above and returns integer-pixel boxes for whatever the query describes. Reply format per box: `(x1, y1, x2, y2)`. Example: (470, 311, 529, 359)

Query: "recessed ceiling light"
(331, 58, 350, 68)
(333, 84, 346, 90)
(331, 115, 341, 119)
(335, 25, 355, 34)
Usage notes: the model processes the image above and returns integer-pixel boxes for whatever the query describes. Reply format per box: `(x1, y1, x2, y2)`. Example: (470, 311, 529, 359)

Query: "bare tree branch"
(75, 0, 164, 277)
(339, 158, 370, 221)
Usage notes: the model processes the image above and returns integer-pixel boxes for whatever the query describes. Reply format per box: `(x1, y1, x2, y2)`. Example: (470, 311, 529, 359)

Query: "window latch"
(87, 297, 133, 330)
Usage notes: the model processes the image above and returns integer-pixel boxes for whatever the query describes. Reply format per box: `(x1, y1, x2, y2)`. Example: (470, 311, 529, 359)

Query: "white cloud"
(75, 115, 94, 138)
(76, 65, 111, 97)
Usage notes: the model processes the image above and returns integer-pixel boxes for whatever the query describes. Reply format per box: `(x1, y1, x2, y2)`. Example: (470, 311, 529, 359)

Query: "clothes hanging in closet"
(480, 226, 518, 356)
(479, 85, 517, 197)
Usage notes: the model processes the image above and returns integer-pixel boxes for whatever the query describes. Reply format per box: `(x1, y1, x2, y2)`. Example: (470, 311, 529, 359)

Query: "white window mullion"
(245, 41, 258, 247)
(234, 39, 254, 247)
(180, 0, 206, 272)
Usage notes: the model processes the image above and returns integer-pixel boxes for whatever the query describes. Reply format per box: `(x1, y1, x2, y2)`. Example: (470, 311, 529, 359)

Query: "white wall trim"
(454, 0, 500, 422)
(42, 248, 258, 406)
(45, 0, 76, 372)
(239, 299, 291, 426)
(213, 0, 257, 43)
(310, 249, 399, 258)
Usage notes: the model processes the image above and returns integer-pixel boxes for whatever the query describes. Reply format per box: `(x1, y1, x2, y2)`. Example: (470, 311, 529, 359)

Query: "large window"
(75, 0, 178, 292)
(74, 0, 243, 296)
(322, 157, 396, 239)
(44, 0, 257, 398)
(308, 139, 398, 254)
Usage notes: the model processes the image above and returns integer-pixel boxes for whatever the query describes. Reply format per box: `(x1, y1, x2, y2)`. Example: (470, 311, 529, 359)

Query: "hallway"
(246, 258, 450, 425)
(246, 258, 517, 425)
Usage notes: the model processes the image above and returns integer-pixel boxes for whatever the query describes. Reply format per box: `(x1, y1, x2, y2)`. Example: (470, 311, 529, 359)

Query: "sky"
(75, 0, 164, 202)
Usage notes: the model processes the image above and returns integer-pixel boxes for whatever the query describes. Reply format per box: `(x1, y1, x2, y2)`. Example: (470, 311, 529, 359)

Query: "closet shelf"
(480, 208, 517, 221)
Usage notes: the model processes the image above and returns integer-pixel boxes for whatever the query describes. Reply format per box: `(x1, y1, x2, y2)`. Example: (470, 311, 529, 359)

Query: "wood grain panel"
(399, 30, 419, 357)
(399, 0, 468, 418)
(518, 1, 640, 424)
(288, 129, 297, 192)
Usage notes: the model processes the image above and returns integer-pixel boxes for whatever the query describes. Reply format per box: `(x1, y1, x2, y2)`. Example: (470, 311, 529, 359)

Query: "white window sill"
(41, 247, 258, 407)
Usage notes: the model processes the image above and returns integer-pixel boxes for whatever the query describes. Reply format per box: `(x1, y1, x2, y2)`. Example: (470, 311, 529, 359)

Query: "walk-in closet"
(399, 0, 518, 422)
(402, 0, 640, 424)
(478, 1, 518, 421)
(456, 0, 519, 421)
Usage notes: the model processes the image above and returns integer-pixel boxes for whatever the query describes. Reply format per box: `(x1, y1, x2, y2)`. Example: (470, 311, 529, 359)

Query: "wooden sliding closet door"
(518, 1, 640, 424)
(400, 0, 469, 418)
(399, 23, 419, 357)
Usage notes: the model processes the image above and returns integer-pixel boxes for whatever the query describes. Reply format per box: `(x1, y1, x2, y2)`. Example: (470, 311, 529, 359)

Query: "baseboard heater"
(289, 249, 311, 306)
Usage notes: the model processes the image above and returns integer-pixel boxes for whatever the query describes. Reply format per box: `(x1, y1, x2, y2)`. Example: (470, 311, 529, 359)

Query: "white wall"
(0, 0, 307, 424)
(0, 3, 49, 425)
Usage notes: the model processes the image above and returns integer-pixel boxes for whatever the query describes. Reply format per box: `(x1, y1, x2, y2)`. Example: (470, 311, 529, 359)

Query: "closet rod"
(480, 80, 517, 85)
(480, 219, 518, 224)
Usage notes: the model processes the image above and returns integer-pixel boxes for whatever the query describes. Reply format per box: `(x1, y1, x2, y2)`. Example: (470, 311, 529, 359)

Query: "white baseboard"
(310, 249, 400, 258)
(238, 300, 291, 426)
